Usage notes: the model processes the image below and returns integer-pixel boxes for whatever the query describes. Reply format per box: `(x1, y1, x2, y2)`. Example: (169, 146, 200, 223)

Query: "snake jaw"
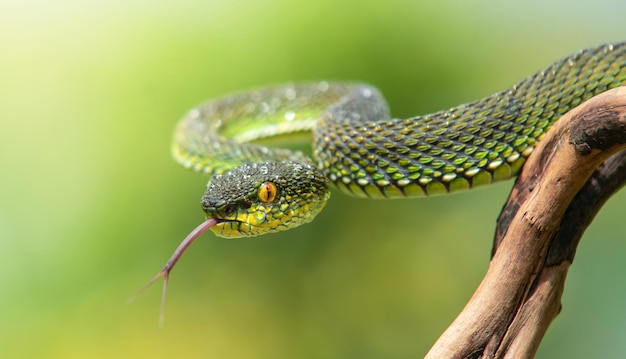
(202, 192, 328, 238)
(201, 203, 254, 238)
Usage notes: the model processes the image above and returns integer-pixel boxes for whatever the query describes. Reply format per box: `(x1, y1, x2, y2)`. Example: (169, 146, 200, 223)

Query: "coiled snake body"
(172, 42, 626, 238)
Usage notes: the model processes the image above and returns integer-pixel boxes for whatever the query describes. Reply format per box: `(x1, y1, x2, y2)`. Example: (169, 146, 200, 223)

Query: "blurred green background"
(3, 0, 626, 357)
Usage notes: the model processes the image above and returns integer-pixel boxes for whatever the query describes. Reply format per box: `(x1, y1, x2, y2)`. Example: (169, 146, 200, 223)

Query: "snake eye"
(258, 181, 278, 203)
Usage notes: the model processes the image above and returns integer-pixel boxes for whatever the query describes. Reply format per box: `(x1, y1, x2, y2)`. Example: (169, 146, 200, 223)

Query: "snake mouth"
(205, 210, 277, 238)
(204, 204, 269, 238)
(209, 218, 267, 238)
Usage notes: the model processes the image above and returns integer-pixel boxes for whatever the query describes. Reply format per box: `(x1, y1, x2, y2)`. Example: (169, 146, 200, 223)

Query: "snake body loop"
(173, 43, 626, 237)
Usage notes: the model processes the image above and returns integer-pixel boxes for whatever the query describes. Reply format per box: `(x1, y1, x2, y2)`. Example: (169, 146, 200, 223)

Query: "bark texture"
(426, 87, 626, 358)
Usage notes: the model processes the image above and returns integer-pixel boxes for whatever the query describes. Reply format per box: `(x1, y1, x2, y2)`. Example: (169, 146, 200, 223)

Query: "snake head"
(201, 161, 330, 238)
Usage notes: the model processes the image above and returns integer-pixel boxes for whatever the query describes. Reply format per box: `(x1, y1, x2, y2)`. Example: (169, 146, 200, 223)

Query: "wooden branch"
(425, 87, 626, 359)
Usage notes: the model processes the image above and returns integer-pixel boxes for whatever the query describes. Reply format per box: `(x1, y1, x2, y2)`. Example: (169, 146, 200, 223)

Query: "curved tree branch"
(426, 87, 626, 358)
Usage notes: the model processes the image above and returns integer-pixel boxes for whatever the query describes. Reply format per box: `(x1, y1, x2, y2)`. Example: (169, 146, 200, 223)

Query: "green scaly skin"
(173, 42, 626, 238)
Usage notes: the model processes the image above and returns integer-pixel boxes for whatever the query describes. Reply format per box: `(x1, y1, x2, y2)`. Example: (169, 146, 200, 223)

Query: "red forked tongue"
(129, 218, 219, 327)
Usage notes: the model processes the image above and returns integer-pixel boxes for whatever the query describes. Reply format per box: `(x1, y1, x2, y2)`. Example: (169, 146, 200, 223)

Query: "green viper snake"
(139, 42, 626, 323)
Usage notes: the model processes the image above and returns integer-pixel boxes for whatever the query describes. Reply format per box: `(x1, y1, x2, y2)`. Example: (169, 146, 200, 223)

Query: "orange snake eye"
(258, 182, 278, 203)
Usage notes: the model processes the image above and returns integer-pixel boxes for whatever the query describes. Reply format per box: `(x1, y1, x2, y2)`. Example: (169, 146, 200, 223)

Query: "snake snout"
(201, 197, 251, 220)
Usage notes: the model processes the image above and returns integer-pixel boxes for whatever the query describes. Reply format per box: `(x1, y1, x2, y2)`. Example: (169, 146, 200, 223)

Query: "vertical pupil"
(260, 182, 276, 202)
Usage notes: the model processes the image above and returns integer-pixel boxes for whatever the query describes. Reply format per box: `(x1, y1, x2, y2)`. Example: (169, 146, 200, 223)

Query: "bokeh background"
(3, 0, 626, 357)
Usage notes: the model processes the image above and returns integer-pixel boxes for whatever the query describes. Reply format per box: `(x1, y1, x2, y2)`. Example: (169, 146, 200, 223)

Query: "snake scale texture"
(171, 42, 626, 237)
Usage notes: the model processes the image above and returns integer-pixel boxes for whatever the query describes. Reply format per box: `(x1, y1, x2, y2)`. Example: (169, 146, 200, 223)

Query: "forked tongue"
(129, 218, 219, 327)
